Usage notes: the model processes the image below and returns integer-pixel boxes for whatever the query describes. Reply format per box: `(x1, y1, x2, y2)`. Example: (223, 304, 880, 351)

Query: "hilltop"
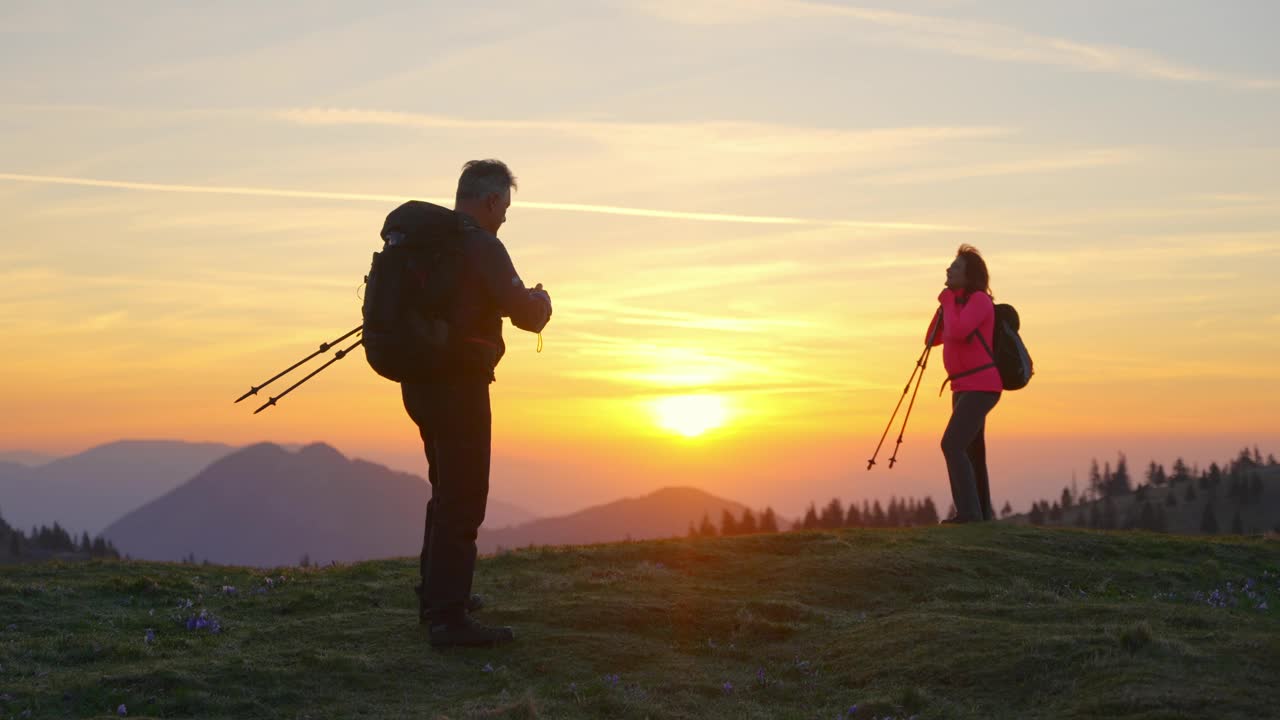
(2, 525, 1278, 719)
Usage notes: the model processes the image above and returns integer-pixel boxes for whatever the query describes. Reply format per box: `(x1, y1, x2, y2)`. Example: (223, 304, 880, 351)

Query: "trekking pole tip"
(234, 386, 261, 403)
(252, 397, 278, 415)
(866, 459, 875, 471)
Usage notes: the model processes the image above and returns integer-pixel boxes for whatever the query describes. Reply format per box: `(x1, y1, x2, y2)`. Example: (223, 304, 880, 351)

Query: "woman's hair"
(956, 244, 993, 298)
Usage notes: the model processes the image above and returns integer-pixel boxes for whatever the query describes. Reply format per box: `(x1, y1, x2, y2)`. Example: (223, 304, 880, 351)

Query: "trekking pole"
(252, 334, 364, 414)
(867, 343, 930, 470)
(867, 308, 941, 470)
(234, 325, 363, 404)
(885, 341, 932, 468)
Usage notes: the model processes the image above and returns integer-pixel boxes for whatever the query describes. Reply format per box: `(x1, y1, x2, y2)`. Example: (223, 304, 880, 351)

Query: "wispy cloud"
(273, 106, 1008, 157)
(862, 148, 1140, 185)
(0, 171, 979, 231)
(630, 0, 1279, 90)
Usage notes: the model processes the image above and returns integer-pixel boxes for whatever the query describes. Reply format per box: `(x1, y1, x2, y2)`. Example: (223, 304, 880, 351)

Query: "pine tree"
(1060, 486, 1073, 510)
(1184, 483, 1197, 502)
(1250, 473, 1264, 503)
(720, 509, 738, 536)
(1171, 457, 1190, 484)
(9, 532, 21, 557)
(1164, 491, 1177, 507)
(80, 531, 92, 554)
(687, 522, 697, 538)
(1230, 510, 1244, 535)
(1111, 454, 1131, 496)
(1001, 500, 1013, 518)
(1199, 502, 1219, 534)
(1207, 462, 1223, 488)
(820, 499, 845, 530)
(1028, 503, 1044, 526)
(844, 503, 862, 527)
(919, 497, 940, 525)
(759, 507, 779, 534)
(886, 498, 901, 527)
(871, 500, 887, 528)
(1088, 458, 1103, 500)
(699, 513, 717, 537)
(1235, 447, 1256, 471)
(1146, 460, 1163, 487)
(802, 503, 820, 530)
(738, 508, 758, 535)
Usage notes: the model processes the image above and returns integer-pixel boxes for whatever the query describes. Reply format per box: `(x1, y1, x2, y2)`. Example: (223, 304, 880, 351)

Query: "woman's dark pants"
(941, 391, 1000, 522)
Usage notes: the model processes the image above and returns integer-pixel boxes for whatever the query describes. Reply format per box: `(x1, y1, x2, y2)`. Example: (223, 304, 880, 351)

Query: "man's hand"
(530, 283, 552, 319)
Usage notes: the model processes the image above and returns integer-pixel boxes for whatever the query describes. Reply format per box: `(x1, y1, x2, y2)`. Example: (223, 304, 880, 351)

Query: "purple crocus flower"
(722, 681, 733, 694)
(144, 629, 156, 644)
(117, 704, 127, 716)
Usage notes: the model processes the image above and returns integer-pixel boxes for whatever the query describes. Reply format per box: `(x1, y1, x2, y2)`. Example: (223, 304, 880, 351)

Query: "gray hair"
(455, 159, 518, 203)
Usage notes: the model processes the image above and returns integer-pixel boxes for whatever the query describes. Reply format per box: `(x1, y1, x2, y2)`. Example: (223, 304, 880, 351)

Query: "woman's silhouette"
(926, 245, 1002, 523)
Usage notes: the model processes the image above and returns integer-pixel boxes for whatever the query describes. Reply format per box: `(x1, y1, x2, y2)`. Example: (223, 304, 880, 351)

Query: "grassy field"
(2, 525, 1278, 719)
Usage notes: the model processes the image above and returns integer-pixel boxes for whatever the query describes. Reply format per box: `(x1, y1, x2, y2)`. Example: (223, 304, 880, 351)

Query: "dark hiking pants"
(401, 380, 491, 617)
(941, 391, 1000, 522)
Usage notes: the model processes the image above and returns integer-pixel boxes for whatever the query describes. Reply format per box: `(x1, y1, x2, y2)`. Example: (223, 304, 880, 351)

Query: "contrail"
(0, 171, 976, 232)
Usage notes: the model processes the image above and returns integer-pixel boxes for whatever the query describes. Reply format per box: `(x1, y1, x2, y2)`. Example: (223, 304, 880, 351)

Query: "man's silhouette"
(402, 159, 551, 647)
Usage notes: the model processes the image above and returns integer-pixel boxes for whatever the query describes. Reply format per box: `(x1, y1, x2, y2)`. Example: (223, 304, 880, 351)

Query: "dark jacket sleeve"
(476, 236, 552, 333)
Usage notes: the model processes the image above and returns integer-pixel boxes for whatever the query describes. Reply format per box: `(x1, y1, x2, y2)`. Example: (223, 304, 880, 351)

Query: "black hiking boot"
(428, 614, 515, 649)
(415, 584, 485, 624)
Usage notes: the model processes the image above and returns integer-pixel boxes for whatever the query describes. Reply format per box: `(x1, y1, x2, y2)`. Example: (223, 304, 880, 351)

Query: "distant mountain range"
(103, 443, 432, 566)
(0, 440, 537, 540)
(101, 443, 729, 567)
(478, 486, 749, 554)
(5, 439, 755, 568)
(0, 440, 236, 535)
(0, 450, 59, 467)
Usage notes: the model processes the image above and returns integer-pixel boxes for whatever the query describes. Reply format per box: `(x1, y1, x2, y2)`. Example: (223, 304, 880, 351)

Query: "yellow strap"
(536, 333, 543, 353)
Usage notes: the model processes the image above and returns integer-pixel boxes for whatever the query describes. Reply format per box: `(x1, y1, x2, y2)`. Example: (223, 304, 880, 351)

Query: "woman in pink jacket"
(925, 245, 1002, 523)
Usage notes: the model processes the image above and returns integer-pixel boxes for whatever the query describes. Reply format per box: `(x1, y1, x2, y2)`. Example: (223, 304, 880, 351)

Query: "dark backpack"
(978, 303, 1033, 391)
(361, 201, 466, 383)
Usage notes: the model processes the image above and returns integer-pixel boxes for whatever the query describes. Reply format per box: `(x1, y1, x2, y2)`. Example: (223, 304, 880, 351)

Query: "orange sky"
(2, 2, 1279, 517)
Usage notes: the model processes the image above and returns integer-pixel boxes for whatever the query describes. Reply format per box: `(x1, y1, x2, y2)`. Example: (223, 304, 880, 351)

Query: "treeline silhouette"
(1019, 446, 1277, 535)
(689, 496, 941, 537)
(0, 508, 121, 561)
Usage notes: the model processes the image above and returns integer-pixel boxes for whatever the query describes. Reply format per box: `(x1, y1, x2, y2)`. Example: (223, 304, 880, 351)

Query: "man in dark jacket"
(403, 159, 551, 647)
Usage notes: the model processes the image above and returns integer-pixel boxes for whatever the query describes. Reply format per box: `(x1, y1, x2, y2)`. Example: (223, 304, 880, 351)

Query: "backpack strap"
(938, 329, 996, 395)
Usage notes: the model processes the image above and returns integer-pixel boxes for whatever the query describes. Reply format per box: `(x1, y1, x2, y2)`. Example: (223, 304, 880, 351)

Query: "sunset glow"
(1, 2, 1278, 519)
(652, 394, 731, 438)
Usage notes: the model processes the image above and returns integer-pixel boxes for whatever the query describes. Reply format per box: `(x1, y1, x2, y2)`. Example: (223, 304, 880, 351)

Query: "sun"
(652, 394, 730, 438)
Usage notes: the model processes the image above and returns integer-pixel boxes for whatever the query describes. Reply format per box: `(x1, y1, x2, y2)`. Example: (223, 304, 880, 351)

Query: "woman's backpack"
(979, 303, 1034, 391)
